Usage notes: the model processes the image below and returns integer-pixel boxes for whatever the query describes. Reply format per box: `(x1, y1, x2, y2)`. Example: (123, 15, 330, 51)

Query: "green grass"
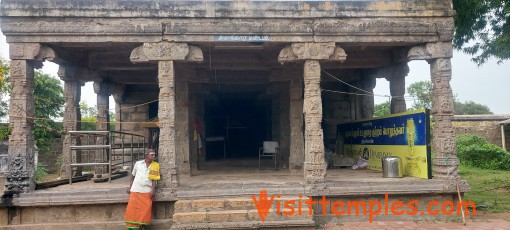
(460, 164, 510, 213)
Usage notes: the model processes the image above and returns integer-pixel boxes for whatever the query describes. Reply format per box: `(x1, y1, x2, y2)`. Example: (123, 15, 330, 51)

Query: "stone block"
(34, 206, 75, 223)
(207, 210, 247, 222)
(248, 209, 279, 221)
(173, 212, 207, 224)
(20, 208, 35, 224)
(74, 205, 111, 222)
(130, 112, 147, 122)
(191, 199, 225, 210)
(174, 200, 191, 212)
(0, 208, 8, 226)
(226, 198, 254, 209)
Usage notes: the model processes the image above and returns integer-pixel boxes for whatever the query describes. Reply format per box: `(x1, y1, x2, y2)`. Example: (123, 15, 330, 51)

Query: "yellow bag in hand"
(148, 161, 160, 181)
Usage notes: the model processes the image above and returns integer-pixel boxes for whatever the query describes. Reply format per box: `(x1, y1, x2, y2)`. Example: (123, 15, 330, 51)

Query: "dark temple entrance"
(204, 88, 271, 161)
(204, 71, 272, 161)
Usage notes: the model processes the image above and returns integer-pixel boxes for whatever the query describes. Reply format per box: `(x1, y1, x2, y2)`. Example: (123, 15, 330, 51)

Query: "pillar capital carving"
(408, 42, 453, 61)
(367, 63, 409, 80)
(58, 65, 99, 83)
(111, 84, 126, 103)
(130, 42, 203, 63)
(57, 65, 80, 82)
(9, 43, 56, 62)
(93, 80, 124, 97)
(34, 46, 56, 62)
(278, 42, 347, 63)
(93, 80, 109, 95)
(9, 43, 41, 60)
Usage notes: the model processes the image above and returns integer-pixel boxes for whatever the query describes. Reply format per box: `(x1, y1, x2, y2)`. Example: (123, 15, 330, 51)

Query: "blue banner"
(337, 109, 431, 179)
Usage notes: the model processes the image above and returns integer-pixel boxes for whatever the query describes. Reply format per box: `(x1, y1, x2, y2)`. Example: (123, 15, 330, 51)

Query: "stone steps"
(0, 219, 172, 230)
(171, 196, 315, 229)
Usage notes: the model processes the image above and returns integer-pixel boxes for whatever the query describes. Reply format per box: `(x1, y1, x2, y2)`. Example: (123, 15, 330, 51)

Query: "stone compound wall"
(452, 115, 510, 148)
(39, 139, 63, 174)
(0, 141, 8, 175)
(118, 103, 149, 138)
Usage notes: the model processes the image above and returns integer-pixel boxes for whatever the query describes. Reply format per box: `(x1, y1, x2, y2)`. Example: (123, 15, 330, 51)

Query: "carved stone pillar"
(385, 64, 409, 114)
(361, 77, 376, 118)
(93, 81, 110, 132)
(58, 66, 83, 177)
(157, 60, 178, 188)
(408, 42, 459, 179)
(5, 43, 54, 193)
(175, 74, 190, 175)
(388, 77, 406, 113)
(111, 85, 125, 132)
(303, 59, 327, 187)
(278, 42, 346, 190)
(278, 82, 290, 170)
(93, 81, 110, 174)
(289, 77, 304, 174)
(130, 42, 203, 191)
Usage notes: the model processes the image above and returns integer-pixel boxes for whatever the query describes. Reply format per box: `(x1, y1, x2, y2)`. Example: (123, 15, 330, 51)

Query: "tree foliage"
(457, 134, 510, 170)
(407, 81, 433, 110)
(79, 101, 97, 131)
(79, 101, 115, 131)
(373, 101, 391, 117)
(0, 59, 9, 118)
(453, 0, 510, 65)
(33, 70, 64, 152)
(454, 101, 493, 115)
(407, 80, 493, 114)
(0, 60, 65, 152)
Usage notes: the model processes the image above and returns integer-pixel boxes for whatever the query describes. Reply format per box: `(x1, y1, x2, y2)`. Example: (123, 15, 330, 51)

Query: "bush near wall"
(456, 134, 510, 170)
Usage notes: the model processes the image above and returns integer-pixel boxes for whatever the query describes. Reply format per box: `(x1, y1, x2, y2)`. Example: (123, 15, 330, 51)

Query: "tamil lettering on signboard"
(337, 109, 431, 179)
(214, 35, 270, 42)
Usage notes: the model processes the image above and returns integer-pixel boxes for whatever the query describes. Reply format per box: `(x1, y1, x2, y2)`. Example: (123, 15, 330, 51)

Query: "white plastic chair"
(259, 141, 279, 169)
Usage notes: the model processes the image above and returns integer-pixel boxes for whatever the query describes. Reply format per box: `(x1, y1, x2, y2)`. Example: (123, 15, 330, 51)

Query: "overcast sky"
(1, 31, 509, 114)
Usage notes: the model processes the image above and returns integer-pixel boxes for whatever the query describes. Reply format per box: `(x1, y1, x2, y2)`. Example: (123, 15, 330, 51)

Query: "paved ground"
(322, 213, 510, 229)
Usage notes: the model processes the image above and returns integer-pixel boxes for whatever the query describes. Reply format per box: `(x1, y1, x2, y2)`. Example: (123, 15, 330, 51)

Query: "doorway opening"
(204, 92, 271, 161)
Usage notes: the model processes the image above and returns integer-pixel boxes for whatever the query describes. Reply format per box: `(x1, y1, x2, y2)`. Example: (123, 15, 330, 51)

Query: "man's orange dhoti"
(125, 192, 153, 229)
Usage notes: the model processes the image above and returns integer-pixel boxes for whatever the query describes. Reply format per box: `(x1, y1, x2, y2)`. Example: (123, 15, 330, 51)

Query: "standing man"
(125, 150, 160, 230)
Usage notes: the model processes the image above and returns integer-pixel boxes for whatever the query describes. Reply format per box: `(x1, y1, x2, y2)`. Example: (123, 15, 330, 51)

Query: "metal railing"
(68, 131, 146, 184)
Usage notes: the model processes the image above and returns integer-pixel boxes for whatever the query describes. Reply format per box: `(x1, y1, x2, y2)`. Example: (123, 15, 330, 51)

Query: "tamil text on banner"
(337, 109, 431, 179)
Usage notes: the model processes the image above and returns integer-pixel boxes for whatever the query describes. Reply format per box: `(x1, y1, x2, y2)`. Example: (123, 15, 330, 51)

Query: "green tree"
(0, 61, 65, 152)
(373, 101, 391, 117)
(0, 59, 9, 118)
(453, 0, 510, 65)
(79, 101, 97, 118)
(78, 102, 115, 131)
(33, 70, 64, 152)
(454, 101, 493, 115)
(79, 101, 97, 130)
(407, 81, 433, 110)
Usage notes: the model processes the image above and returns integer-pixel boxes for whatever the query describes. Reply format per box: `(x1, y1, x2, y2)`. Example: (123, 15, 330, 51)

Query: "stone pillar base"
(432, 157, 459, 179)
(303, 162, 327, 184)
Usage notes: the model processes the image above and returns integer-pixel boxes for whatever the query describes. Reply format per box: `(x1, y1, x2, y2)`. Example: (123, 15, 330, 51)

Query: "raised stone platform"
(0, 168, 469, 229)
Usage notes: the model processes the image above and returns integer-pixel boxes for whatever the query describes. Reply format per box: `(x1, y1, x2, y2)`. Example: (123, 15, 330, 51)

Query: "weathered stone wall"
(1, 1, 454, 45)
(322, 83, 351, 151)
(39, 139, 63, 174)
(118, 102, 150, 138)
(0, 0, 454, 18)
(0, 201, 173, 228)
(0, 141, 8, 175)
(452, 115, 510, 148)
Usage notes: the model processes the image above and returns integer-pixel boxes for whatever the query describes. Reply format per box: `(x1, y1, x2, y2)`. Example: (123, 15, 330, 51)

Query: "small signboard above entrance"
(214, 35, 270, 42)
